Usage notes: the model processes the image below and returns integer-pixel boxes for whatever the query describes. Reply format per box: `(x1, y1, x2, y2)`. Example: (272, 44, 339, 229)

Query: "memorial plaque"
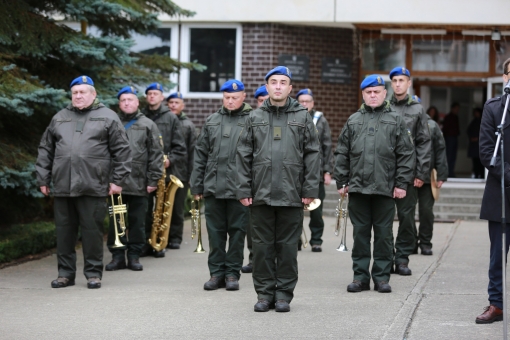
(277, 55, 309, 81)
(321, 57, 352, 84)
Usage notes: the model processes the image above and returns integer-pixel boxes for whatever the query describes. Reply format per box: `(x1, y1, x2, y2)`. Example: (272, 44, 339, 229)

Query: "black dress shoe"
(311, 245, 322, 252)
(347, 280, 370, 292)
(105, 258, 126, 271)
(167, 243, 180, 249)
(203, 276, 226, 290)
(153, 249, 166, 258)
(51, 277, 75, 288)
(241, 263, 253, 273)
(225, 276, 239, 291)
(395, 263, 412, 276)
(374, 281, 392, 293)
(275, 300, 290, 312)
(127, 258, 143, 271)
(421, 246, 433, 256)
(254, 299, 274, 312)
(87, 277, 101, 289)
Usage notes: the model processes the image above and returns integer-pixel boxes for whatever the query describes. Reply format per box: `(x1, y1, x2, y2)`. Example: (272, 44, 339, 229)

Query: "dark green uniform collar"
(219, 103, 252, 115)
(68, 98, 102, 113)
(119, 109, 143, 122)
(360, 100, 390, 113)
(177, 111, 188, 120)
(390, 94, 415, 106)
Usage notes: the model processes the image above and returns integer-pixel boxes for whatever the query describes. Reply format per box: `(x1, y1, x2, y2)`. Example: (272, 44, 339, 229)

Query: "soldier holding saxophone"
(105, 86, 163, 272)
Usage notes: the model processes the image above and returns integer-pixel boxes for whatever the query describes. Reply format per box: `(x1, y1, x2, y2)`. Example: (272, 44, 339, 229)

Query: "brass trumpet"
(109, 194, 127, 248)
(335, 185, 349, 252)
(190, 199, 205, 253)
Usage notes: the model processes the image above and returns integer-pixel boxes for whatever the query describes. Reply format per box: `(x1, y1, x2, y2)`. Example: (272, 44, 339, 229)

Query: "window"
(180, 24, 242, 98)
(362, 39, 406, 71)
(412, 40, 489, 72)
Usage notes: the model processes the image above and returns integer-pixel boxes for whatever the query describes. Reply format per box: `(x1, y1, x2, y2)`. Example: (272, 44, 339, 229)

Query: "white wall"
(162, 0, 507, 26)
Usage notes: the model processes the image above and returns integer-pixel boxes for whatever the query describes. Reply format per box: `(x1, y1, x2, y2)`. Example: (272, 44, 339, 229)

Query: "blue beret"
(360, 75, 385, 90)
(167, 92, 184, 100)
(389, 66, 411, 79)
(254, 85, 268, 98)
(296, 88, 313, 100)
(70, 75, 94, 88)
(117, 86, 138, 99)
(412, 95, 421, 103)
(220, 79, 245, 93)
(145, 82, 164, 94)
(265, 66, 292, 81)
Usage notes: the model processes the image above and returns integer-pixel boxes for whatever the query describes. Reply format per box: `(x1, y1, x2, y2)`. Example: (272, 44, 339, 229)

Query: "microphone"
(505, 79, 510, 94)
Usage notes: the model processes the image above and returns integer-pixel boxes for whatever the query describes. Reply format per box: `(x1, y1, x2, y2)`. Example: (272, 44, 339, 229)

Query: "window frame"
(179, 23, 243, 99)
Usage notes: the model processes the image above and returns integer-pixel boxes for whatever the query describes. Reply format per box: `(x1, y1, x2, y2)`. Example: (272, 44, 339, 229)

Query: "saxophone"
(149, 156, 184, 251)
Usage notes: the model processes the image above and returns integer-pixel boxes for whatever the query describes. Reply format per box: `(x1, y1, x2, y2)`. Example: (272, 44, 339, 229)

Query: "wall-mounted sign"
(321, 58, 352, 84)
(277, 54, 310, 81)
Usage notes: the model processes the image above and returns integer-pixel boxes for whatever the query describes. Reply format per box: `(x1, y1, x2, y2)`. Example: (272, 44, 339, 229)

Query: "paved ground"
(0, 216, 506, 339)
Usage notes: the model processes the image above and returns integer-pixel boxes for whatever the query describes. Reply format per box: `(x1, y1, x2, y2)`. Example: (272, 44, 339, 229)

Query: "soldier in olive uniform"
(105, 86, 163, 272)
(142, 83, 187, 258)
(296, 88, 333, 252)
(166, 92, 197, 250)
(416, 111, 448, 256)
(241, 85, 269, 274)
(389, 67, 431, 276)
(36, 76, 132, 289)
(190, 79, 251, 291)
(237, 66, 321, 312)
(335, 75, 414, 293)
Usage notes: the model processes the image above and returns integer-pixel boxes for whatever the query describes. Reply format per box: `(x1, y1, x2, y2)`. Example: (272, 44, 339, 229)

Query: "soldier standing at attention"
(36, 76, 132, 289)
(237, 66, 321, 312)
(416, 109, 448, 256)
(335, 75, 414, 294)
(104, 86, 163, 272)
(190, 79, 251, 291)
(241, 85, 270, 274)
(296, 88, 333, 252)
(166, 92, 197, 250)
(389, 67, 431, 275)
(142, 83, 187, 258)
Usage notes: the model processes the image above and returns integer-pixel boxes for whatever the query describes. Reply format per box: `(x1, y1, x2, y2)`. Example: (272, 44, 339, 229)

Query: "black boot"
(127, 258, 143, 271)
(105, 258, 126, 271)
(203, 276, 226, 290)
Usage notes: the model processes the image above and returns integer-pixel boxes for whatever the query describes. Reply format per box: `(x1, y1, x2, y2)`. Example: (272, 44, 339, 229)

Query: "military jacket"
(191, 103, 252, 199)
(426, 115, 448, 184)
(118, 110, 164, 196)
(175, 112, 197, 182)
(36, 102, 132, 197)
(390, 94, 431, 182)
(236, 98, 321, 207)
(143, 104, 187, 181)
(334, 101, 414, 197)
(309, 109, 333, 180)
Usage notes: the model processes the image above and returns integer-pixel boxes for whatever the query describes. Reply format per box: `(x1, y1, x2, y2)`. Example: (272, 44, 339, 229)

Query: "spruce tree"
(0, 0, 203, 225)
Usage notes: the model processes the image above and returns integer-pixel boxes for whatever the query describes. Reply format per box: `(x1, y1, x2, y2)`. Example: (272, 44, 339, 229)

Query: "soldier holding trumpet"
(334, 75, 414, 293)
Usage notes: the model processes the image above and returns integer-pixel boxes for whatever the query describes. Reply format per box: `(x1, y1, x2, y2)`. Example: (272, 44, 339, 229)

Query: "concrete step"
(323, 181, 485, 220)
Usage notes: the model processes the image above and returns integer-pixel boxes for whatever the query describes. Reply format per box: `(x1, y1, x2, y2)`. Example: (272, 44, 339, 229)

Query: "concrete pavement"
(0, 216, 506, 339)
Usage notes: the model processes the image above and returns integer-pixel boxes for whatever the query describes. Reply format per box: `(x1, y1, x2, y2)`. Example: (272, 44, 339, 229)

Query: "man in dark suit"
(477, 57, 510, 324)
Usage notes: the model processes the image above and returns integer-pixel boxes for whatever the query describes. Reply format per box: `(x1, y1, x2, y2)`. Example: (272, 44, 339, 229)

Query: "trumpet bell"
(304, 198, 321, 211)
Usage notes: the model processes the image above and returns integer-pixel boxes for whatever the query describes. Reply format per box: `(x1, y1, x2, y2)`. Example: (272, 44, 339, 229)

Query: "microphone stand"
(490, 85, 510, 339)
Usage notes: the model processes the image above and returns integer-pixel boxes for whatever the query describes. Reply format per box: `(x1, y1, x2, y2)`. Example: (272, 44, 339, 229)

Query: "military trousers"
(204, 197, 248, 279)
(169, 183, 189, 245)
(349, 193, 394, 284)
(394, 185, 418, 265)
(54, 196, 108, 280)
(145, 191, 156, 242)
(251, 205, 303, 303)
(308, 181, 326, 245)
(245, 211, 253, 264)
(107, 194, 148, 260)
(417, 183, 435, 248)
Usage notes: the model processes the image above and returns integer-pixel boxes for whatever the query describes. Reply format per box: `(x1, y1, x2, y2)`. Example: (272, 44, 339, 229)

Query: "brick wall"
(185, 23, 360, 140)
